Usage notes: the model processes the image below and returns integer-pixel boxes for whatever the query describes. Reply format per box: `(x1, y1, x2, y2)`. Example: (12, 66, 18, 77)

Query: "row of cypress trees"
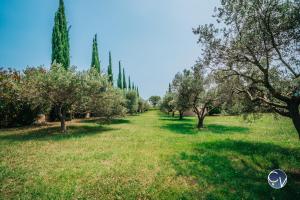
(52, 0, 139, 96)
(91, 34, 139, 95)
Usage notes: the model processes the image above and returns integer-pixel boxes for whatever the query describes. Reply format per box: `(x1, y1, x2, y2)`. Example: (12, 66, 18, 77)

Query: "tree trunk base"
(197, 118, 204, 129)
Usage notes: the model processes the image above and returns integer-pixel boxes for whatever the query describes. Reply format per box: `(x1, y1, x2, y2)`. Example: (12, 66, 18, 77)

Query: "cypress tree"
(122, 68, 127, 89)
(168, 83, 172, 93)
(107, 51, 113, 84)
(137, 87, 139, 97)
(132, 82, 135, 90)
(117, 61, 123, 89)
(128, 76, 131, 90)
(91, 34, 101, 73)
(52, 0, 70, 69)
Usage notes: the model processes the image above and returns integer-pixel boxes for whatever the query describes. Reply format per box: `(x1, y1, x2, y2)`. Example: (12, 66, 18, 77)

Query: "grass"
(0, 110, 300, 199)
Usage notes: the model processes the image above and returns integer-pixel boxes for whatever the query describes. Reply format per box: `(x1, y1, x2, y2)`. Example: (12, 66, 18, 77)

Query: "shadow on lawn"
(171, 139, 300, 199)
(207, 124, 249, 134)
(0, 125, 116, 141)
(161, 123, 197, 134)
(80, 118, 130, 125)
(160, 117, 249, 135)
(159, 117, 194, 122)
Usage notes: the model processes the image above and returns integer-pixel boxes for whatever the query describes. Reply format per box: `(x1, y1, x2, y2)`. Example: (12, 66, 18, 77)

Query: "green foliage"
(128, 76, 131, 90)
(122, 68, 127, 89)
(168, 83, 172, 93)
(138, 98, 149, 113)
(73, 68, 126, 121)
(23, 64, 82, 109)
(160, 92, 176, 114)
(169, 64, 230, 126)
(22, 64, 83, 131)
(117, 61, 123, 89)
(171, 70, 193, 114)
(89, 87, 127, 120)
(148, 96, 161, 107)
(21, 65, 126, 131)
(91, 34, 101, 73)
(0, 68, 40, 127)
(51, 0, 70, 69)
(0, 64, 128, 130)
(107, 51, 113, 84)
(125, 90, 138, 114)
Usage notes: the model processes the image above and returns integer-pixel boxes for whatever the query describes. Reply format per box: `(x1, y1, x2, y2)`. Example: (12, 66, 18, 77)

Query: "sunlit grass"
(0, 111, 299, 199)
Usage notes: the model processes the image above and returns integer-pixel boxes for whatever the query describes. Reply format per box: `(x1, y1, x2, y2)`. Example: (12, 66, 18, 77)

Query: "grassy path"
(0, 110, 300, 199)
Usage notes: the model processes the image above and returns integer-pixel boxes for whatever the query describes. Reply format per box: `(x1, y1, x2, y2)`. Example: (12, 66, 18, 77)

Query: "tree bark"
(60, 116, 66, 133)
(58, 106, 67, 133)
(172, 111, 175, 117)
(197, 116, 204, 128)
(289, 102, 300, 140)
(179, 111, 184, 120)
(193, 106, 208, 129)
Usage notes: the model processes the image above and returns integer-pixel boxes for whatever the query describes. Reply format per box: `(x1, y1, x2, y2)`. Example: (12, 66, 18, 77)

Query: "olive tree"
(0, 68, 41, 127)
(89, 88, 126, 120)
(160, 92, 176, 117)
(138, 98, 149, 113)
(22, 64, 84, 132)
(148, 96, 161, 108)
(125, 90, 139, 114)
(190, 64, 228, 128)
(172, 70, 193, 120)
(194, 0, 300, 138)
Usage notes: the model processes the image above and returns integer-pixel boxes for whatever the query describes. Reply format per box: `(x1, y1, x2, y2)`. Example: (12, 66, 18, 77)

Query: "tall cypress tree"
(168, 83, 172, 93)
(128, 76, 131, 90)
(137, 87, 139, 97)
(52, 0, 70, 69)
(107, 51, 113, 84)
(122, 68, 127, 89)
(91, 34, 101, 73)
(117, 61, 123, 89)
(49, 0, 70, 122)
(132, 82, 135, 90)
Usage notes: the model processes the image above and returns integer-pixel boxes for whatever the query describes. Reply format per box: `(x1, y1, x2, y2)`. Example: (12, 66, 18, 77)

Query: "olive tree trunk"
(197, 115, 204, 128)
(179, 111, 184, 120)
(288, 102, 300, 140)
(193, 105, 209, 129)
(58, 106, 67, 133)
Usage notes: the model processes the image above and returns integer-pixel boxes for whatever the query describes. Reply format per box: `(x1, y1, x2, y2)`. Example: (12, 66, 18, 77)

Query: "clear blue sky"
(0, 0, 218, 98)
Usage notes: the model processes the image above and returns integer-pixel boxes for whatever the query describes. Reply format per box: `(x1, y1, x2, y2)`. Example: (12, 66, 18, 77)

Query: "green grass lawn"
(0, 110, 300, 199)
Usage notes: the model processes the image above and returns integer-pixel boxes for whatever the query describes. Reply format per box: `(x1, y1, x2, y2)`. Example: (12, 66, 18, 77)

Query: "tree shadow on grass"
(107, 119, 131, 125)
(171, 139, 300, 199)
(207, 124, 249, 134)
(0, 125, 116, 142)
(161, 123, 198, 134)
(158, 112, 194, 122)
(161, 121, 249, 135)
(79, 118, 130, 125)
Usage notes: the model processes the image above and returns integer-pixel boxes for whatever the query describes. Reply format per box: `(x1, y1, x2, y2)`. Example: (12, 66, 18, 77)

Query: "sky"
(0, 0, 219, 98)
